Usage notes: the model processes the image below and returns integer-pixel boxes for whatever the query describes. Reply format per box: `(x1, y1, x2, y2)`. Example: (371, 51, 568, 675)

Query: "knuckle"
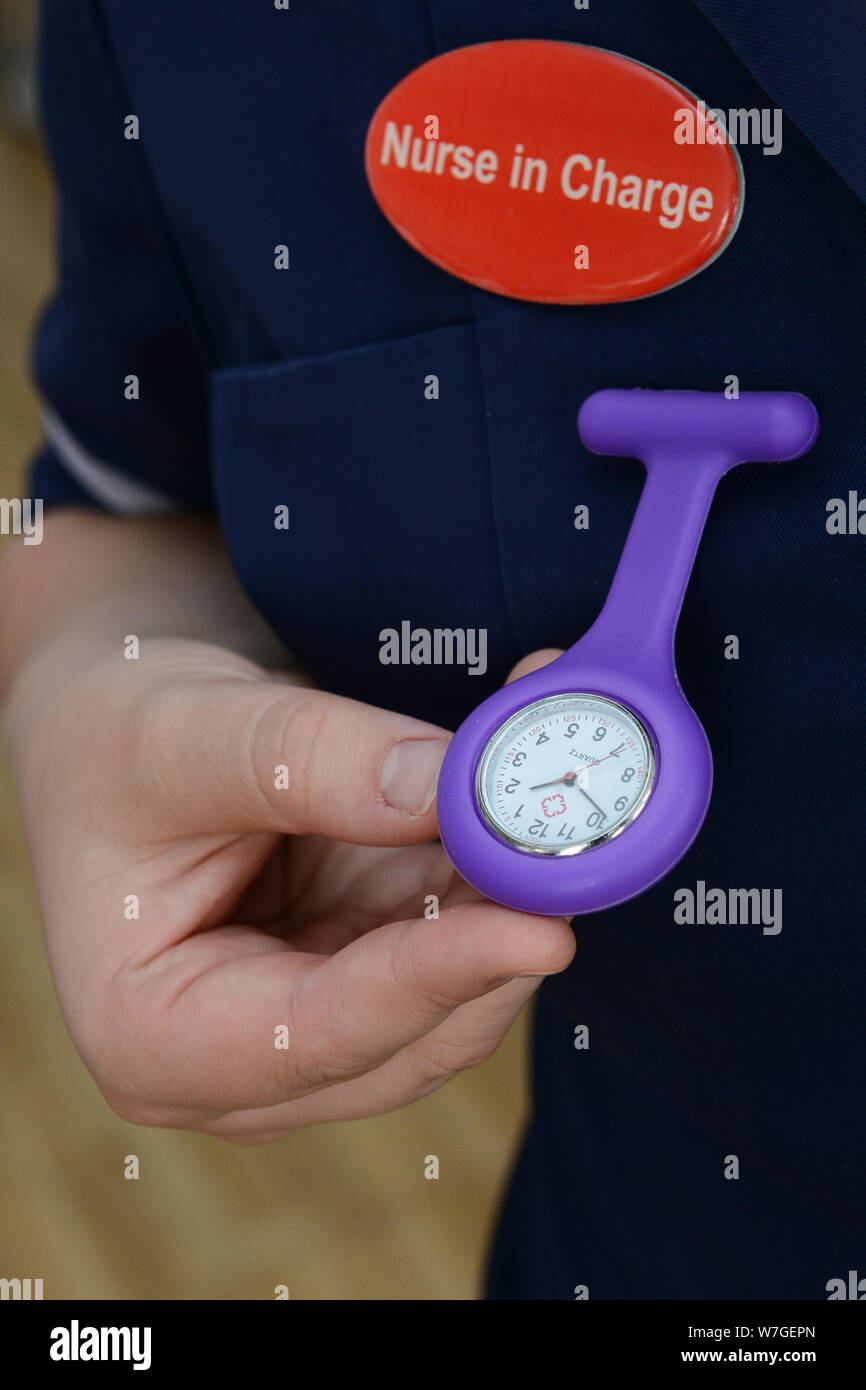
(285, 1030, 367, 1091)
(127, 678, 181, 763)
(250, 691, 330, 828)
(416, 1031, 501, 1080)
(75, 985, 184, 1130)
(387, 930, 463, 1014)
(281, 977, 376, 1092)
(100, 1086, 180, 1130)
(457, 1037, 502, 1070)
(409, 1050, 461, 1089)
(120, 682, 190, 823)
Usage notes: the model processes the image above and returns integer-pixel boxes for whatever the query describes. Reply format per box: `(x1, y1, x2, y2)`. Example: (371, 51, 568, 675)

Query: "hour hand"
(529, 771, 578, 791)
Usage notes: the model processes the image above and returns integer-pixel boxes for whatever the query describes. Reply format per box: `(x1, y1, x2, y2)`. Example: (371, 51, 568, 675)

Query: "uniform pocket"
(209, 323, 513, 725)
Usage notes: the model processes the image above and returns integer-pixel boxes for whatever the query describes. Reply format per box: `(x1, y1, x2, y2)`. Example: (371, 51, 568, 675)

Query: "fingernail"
(380, 738, 449, 815)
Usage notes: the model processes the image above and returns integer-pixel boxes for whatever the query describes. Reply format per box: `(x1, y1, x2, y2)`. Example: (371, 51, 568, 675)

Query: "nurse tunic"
(30, 0, 866, 1299)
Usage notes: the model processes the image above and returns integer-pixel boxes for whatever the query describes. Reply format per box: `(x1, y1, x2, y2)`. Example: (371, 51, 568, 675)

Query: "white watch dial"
(476, 693, 655, 855)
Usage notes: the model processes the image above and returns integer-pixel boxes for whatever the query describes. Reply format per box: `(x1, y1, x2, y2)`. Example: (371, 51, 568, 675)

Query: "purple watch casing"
(437, 388, 820, 916)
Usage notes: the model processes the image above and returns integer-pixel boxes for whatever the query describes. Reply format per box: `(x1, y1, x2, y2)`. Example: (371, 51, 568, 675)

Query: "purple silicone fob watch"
(437, 388, 820, 915)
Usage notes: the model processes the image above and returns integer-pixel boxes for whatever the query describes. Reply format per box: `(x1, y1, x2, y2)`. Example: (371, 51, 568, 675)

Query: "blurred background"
(0, 0, 529, 1300)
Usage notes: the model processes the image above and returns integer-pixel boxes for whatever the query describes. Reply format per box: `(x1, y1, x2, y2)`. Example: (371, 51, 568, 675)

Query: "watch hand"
(577, 785, 606, 820)
(529, 771, 579, 791)
(531, 742, 628, 792)
(587, 742, 626, 769)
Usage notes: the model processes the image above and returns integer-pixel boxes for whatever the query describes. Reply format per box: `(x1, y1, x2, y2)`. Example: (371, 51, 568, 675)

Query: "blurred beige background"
(0, 1, 529, 1300)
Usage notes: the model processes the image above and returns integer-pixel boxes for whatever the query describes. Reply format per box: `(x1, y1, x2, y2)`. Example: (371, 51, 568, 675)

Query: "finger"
(137, 903, 575, 1113)
(197, 975, 547, 1141)
(134, 677, 452, 842)
(506, 647, 564, 683)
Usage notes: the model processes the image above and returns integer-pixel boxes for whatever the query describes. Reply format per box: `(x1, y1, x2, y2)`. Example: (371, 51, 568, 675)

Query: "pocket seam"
(209, 319, 476, 388)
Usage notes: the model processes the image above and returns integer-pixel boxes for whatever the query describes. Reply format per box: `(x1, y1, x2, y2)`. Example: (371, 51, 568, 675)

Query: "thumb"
(506, 647, 564, 683)
(136, 676, 451, 843)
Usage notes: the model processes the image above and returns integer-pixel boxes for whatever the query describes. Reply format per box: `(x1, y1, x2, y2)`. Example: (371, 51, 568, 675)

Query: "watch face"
(475, 693, 655, 855)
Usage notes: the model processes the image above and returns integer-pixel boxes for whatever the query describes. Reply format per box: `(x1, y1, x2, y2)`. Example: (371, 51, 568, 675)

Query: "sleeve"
(28, 0, 213, 513)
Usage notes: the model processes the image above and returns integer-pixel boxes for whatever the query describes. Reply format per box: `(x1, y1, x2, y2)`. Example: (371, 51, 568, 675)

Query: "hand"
(5, 637, 574, 1142)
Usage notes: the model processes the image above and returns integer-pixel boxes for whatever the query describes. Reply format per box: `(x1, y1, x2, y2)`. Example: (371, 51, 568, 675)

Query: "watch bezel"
(474, 692, 656, 856)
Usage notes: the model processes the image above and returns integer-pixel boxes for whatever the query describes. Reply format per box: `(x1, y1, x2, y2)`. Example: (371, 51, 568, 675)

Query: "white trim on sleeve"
(40, 404, 181, 515)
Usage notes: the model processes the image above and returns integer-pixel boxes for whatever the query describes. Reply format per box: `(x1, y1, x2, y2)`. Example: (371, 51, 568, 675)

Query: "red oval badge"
(365, 40, 743, 304)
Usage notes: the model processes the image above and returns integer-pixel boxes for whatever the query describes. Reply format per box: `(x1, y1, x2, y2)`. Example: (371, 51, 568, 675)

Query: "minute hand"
(577, 744, 626, 820)
(577, 785, 606, 820)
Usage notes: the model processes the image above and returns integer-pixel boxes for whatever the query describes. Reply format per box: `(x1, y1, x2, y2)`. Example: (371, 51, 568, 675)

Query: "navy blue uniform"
(31, 1, 866, 1298)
